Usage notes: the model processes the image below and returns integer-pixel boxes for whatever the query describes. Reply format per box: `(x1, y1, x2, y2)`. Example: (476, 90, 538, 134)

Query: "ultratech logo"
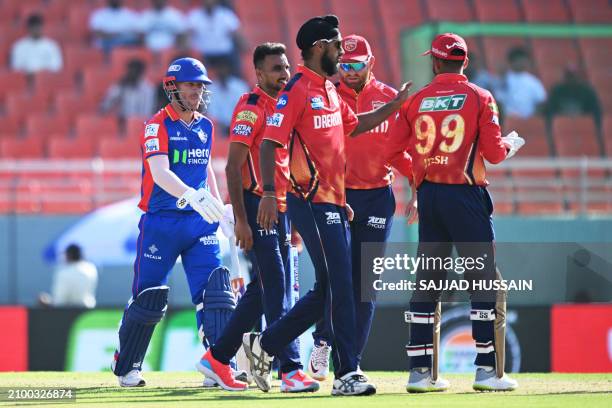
(144, 244, 162, 260)
(172, 148, 210, 165)
(367, 216, 387, 229)
(418, 94, 467, 112)
(313, 112, 342, 129)
(199, 235, 218, 246)
(325, 212, 341, 225)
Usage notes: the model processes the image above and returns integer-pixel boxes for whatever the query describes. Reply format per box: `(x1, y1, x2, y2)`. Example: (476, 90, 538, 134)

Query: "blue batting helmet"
(164, 57, 212, 84)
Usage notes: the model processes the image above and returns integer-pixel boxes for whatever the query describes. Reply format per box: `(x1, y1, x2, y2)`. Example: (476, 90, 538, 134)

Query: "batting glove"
(219, 204, 235, 239)
(176, 187, 224, 223)
(502, 131, 525, 159)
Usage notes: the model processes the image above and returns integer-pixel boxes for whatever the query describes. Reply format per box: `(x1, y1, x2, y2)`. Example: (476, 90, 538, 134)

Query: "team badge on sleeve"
(266, 113, 284, 127)
(310, 97, 324, 110)
(145, 123, 160, 138)
(236, 110, 258, 124)
(232, 124, 253, 136)
(145, 138, 160, 153)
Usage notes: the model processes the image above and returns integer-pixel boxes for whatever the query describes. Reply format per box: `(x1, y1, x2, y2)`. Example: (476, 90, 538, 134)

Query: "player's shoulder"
(142, 108, 168, 138)
(460, 81, 494, 101)
(282, 72, 306, 95)
(371, 79, 398, 98)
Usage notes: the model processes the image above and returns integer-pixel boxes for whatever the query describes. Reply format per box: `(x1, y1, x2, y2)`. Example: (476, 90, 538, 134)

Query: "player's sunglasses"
(313, 38, 342, 50)
(339, 62, 368, 72)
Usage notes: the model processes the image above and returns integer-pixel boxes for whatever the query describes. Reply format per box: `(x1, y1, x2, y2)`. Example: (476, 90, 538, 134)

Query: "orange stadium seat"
(68, 5, 93, 43)
(0, 138, 44, 158)
(473, 0, 522, 22)
(521, 0, 571, 22)
(63, 46, 106, 79)
(82, 67, 117, 104)
(481, 37, 528, 72)
(283, 0, 329, 67)
(425, 0, 474, 22)
(47, 138, 95, 159)
(567, 0, 612, 24)
(552, 116, 600, 157)
(55, 92, 97, 119)
(0, 71, 29, 101)
(75, 115, 120, 140)
(125, 117, 147, 139)
(39, 177, 94, 214)
(503, 116, 551, 157)
(531, 39, 580, 89)
(25, 114, 72, 140)
(14, 179, 42, 213)
(5, 93, 50, 122)
(32, 71, 76, 103)
(110, 47, 155, 77)
(98, 138, 141, 159)
(0, 116, 23, 138)
(516, 186, 565, 215)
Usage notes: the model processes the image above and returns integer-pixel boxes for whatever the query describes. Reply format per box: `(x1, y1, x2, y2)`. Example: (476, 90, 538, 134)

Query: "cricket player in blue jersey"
(111, 57, 239, 387)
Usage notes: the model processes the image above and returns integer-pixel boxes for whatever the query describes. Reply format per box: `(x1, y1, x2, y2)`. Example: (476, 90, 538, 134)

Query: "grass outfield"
(0, 372, 610, 407)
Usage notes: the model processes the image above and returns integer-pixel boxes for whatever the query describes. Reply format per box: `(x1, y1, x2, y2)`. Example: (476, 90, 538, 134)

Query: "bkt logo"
(325, 212, 341, 225)
(367, 216, 387, 229)
(172, 148, 210, 165)
(419, 94, 467, 112)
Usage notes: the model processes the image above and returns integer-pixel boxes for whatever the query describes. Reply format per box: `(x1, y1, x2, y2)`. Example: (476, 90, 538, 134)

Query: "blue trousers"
(211, 191, 301, 373)
(132, 210, 221, 301)
(408, 181, 501, 369)
(260, 193, 357, 378)
(313, 186, 395, 365)
(131, 210, 221, 336)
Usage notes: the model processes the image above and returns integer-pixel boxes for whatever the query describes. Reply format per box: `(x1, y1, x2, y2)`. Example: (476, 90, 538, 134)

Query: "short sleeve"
(340, 96, 358, 136)
(141, 120, 169, 159)
(264, 87, 305, 147)
(228, 102, 264, 147)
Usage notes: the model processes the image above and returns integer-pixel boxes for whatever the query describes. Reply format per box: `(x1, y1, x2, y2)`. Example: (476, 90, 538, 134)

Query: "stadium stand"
(0, 0, 609, 215)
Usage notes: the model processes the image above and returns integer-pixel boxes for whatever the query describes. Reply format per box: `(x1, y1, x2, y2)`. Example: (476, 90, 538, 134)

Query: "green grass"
(0, 372, 610, 407)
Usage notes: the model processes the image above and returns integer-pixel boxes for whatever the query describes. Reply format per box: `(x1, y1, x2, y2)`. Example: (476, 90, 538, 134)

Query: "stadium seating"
(0, 0, 610, 215)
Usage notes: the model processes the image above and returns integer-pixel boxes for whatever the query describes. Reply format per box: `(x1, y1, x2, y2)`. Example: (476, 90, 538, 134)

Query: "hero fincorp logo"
(313, 112, 342, 129)
(172, 148, 210, 165)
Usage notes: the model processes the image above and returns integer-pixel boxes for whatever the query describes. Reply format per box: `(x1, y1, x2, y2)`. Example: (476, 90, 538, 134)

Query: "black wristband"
(263, 184, 275, 192)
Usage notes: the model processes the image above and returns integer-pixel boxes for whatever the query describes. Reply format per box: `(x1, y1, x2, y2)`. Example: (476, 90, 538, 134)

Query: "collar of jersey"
(254, 85, 277, 104)
(298, 65, 327, 86)
(432, 73, 468, 84)
(164, 103, 202, 128)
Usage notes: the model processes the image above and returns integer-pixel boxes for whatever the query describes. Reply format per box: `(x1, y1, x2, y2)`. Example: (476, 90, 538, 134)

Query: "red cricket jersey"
(228, 86, 290, 212)
(338, 76, 413, 189)
(386, 73, 507, 188)
(264, 65, 358, 206)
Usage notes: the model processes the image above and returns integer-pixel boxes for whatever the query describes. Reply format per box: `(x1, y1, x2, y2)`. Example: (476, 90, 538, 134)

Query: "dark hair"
(26, 13, 43, 27)
(65, 244, 83, 262)
(434, 49, 466, 72)
(253, 42, 287, 68)
(508, 46, 529, 62)
(300, 47, 313, 61)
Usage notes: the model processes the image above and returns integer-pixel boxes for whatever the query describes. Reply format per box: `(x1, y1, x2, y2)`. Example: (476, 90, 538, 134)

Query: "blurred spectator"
(496, 46, 546, 119)
(90, 0, 140, 53)
(464, 52, 501, 94)
(140, 0, 187, 52)
(10, 13, 63, 74)
(545, 65, 602, 129)
(206, 56, 249, 136)
(39, 244, 98, 308)
(101, 58, 155, 120)
(187, 0, 246, 75)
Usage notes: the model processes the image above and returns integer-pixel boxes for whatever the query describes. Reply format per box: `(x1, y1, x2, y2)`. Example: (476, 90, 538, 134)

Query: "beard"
(321, 51, 338, 76)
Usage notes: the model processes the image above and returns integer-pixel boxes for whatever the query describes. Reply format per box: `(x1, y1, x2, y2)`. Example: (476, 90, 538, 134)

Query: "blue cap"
(164, 57, 212, 84)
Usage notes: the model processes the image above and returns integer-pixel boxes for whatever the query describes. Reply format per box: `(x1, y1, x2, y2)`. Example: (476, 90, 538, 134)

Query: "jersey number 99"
(414, 114, 465, 155)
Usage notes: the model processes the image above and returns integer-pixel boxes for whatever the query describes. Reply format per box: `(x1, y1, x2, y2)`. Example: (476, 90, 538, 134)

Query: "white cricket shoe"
(331, 371, 376, 396)
(308, 341, 331, 380)
(118, 369, 146, 387)
(473, 367, 518, 391)
(242, 332, 273, 392)
(406, 367, 450, 393)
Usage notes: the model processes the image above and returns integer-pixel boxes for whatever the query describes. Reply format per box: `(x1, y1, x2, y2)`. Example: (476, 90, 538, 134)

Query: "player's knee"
(126, 286, 169, 325)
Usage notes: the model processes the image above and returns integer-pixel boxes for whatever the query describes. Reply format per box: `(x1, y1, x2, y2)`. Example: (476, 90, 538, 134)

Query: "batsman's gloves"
(502, 131, 525, 159)
(220, 204, 235, 239)
(176, 187, 224, 223)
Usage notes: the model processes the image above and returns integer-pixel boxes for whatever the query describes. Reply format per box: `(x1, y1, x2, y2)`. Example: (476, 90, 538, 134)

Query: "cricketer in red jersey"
(242, 15, 412, 396)
(199, 43, 316, 393)
(385, 33, 524, 393)
(308, 34, 415, 379)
